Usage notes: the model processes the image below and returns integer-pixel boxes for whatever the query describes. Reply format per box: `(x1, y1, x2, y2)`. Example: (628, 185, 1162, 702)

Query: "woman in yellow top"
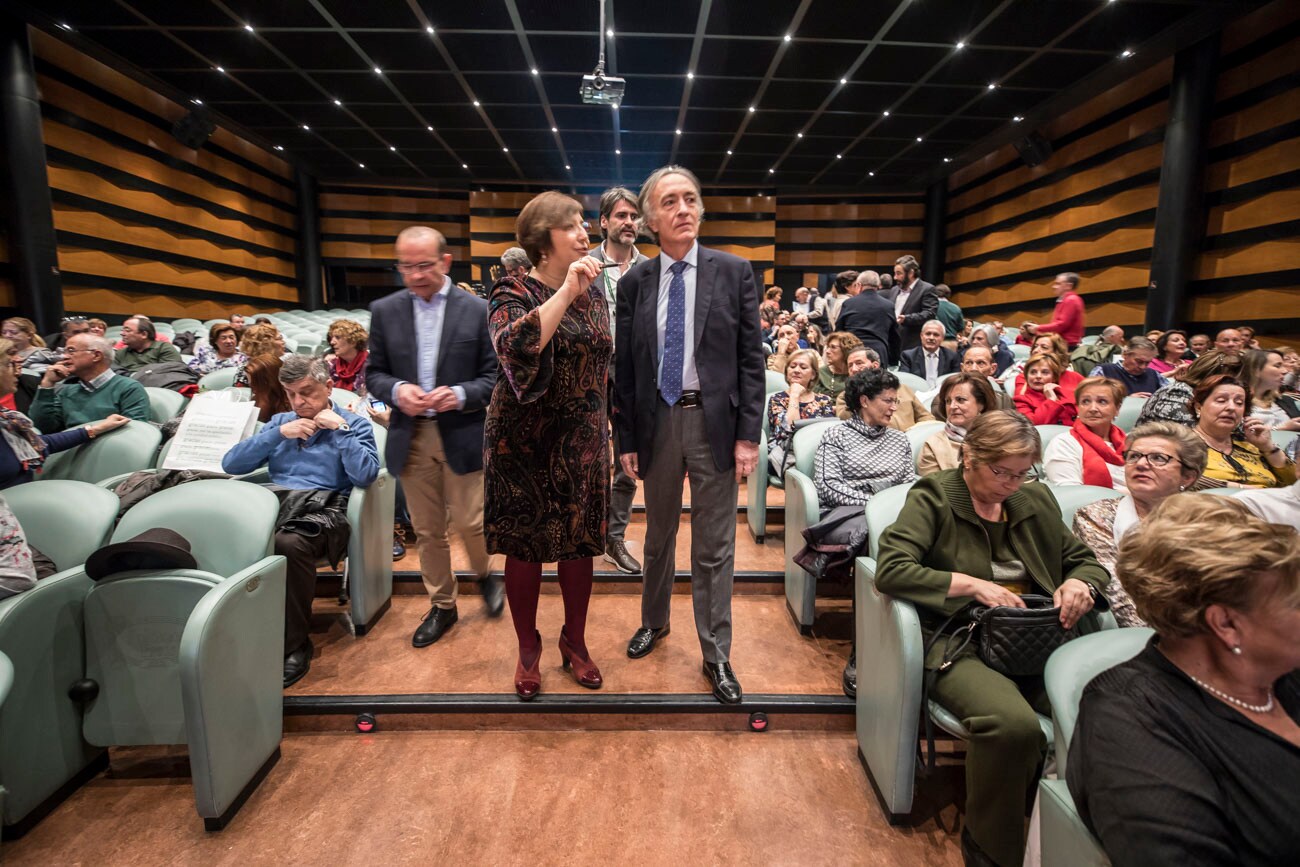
(1192, 374, 1296, 488)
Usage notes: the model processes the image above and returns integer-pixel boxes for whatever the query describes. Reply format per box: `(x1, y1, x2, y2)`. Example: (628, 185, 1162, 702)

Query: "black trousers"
(276, 530, 330, 655)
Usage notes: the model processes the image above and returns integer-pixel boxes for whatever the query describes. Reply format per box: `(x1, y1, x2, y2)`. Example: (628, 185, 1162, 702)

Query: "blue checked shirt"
(392, 276, 464, 415)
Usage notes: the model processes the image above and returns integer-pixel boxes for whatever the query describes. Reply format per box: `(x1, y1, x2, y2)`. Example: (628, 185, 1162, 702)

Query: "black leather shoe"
(283, 641, 313, 688)
(703, 662, 743, 704)
(960, 827, 998, 867)
(842, 647, 857, 698)
(626, 625, 670, 659)
(603, 537, 641, 573)
(412, 605, 458, 647)
(478, 574, 505, 617)
(392, 525, 407, 561)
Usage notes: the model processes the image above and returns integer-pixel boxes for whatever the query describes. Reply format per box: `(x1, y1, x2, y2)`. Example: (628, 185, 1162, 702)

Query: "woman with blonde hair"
(325, 319, 369, 394)
(1013, 352, 1077, 425)
(1043, 376, 1128, 489)
(234, 323, 287, 386)
(1, 318, 45, 362)
(766, 347, 835, 480)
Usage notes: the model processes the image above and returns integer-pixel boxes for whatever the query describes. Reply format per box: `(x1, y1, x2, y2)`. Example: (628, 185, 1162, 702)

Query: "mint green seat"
(171, 318, 205, 334)
(330, 388, 361, 411)
(782, 418, 843, 632)
(904, 421, 944, 470)
(1038, 628, 1153, 867)
(765, 369, 786, 392)
(893, 371, 929, 394)
(1042, 483, 1123, 526)
(1114, 395, 1147, 433)
(36, 421, 162, 485)
(144, 387, 189, 424)
(198, 367, 239, 392)
(0, 648, 10, 845)
(746, 379, 790, 543)
(1010, 344, 1032, 361)
(81, 480, 285, 830)
(0, 481, 119, 834)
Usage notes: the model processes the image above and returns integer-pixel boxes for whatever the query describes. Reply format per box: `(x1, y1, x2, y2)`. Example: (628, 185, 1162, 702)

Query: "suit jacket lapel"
(636, 257, 661, 353)
(436, 284, 456, 372)
(401, 292, 420, 381)
(692, 247, 716, 354)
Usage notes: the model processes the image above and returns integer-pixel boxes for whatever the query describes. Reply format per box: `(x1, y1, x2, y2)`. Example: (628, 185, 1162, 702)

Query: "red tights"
(503, 556, 593, 661)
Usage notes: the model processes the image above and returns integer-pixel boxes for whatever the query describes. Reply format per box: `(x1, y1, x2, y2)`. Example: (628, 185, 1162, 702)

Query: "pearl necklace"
(1188, 674, 1275, 714)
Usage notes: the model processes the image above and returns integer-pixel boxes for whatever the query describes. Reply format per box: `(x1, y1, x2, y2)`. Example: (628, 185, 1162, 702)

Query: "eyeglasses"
(394, 261, 441, 275)
(1122, 450, 1178, 468)
(986, 464, 1034, 482)
(63, 347, 97, 355)
(874, 396, 901, 406)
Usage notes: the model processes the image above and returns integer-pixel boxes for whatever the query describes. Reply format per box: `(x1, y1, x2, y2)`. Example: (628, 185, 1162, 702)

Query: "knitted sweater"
(29, 375, 151, 432)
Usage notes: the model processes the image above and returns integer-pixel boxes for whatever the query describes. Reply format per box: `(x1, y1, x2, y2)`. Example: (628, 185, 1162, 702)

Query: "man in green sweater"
(115, 316, 181, 372)
(31, 333, 151, 432)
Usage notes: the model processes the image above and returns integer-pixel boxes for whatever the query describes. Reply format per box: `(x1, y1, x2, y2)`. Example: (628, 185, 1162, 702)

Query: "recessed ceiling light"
(565, 164, 571, 170)
(58, 23, 72, 31)
(868, 171, 875, 177)
(687, 71, 695, 79)
(883, 110, 890, 117)
(726, 149, 733, 155)
(333, 98, 342, 106)
(943, 157, 952, 163)
(836, 154, 842, 159)
(748, 105, 756, 113)
(462, 163, 468, 169)
(389, 145, 397, 152)
(215, 66, 225, 73)
(840, 78, 847, 85)
(768, 167, 776, 173)
(987, 83, 996, 90)
(783, 34, 792, 42)
(301, 124, 310, 131)
(606, 28, 614, 37)
(955, 40, 965, 50)
(916, 136, 923, 142)
(1013, 115, 1023, 122)
(531, 68, 539, 75)
(675, 128, 682, 135)
(427, 125, 434, 131)
(426, 26, 435, 35)
(192, 98, 202, 105)
(1120, 49, 1133, 58)
(615, 149, 621, 154)
(359, 163, 366, 169)
(503, 147, 509, 152)
(243, 24, 254, 33)
(473, 100, 480, 106)
(273, 145, 283, 151)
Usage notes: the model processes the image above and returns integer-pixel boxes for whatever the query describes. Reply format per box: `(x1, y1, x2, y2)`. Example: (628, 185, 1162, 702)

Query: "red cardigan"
(1014, 383, 1078, 425)
(1037, 291, 1085, 348)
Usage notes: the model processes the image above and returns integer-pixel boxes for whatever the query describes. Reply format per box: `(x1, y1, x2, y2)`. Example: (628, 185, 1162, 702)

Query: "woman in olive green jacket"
(876, 410, 1109, 867)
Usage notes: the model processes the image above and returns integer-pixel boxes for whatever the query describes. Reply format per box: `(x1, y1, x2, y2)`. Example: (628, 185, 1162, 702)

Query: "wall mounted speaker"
(1013, 132, 1054, 167)
(172, 109, 216, 150)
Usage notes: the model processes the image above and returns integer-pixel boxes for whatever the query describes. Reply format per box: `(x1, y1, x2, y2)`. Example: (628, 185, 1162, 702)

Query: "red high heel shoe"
(515, 631, 542, 701)
(558, 627, 603, 689)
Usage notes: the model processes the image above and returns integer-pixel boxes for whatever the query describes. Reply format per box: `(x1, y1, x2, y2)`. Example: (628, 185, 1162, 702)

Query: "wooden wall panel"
(775, 195, 925, 297)
(31, 30, 298, 321)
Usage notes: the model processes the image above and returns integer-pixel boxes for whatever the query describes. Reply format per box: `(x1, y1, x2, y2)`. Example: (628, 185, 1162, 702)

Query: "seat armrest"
(782, 468, 821, 631)
(1039, 778, 1110, 867)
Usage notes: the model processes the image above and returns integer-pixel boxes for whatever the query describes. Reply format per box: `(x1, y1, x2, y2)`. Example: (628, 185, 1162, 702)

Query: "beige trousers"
(400, 419, 490, 609)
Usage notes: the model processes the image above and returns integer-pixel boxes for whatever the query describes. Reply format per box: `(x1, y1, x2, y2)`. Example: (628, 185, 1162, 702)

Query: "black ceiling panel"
(123, 0, 232, 27)
(775, 40, 867, 82)
(856, 44, 952, 82)
(439, 33, 531, 73)
(264, 31, 370, 74)
(614, 3, 702, 35)
(616, 36, 695, 76)
(707, 0, 795, 38)
(315, 0, 419, 29)
(798, 0, 908, 40)
(689, 77, 763, 110)
(977, 0, 1101, 48)
(82, 29, 208, 71)
(173, 29, 290, 71)
(695, 40, 777, 78)
(616, 76, 685, 109)
(928, 47, 1029, 87)
(1060, 2, 1195, 52)
(531, 34, 605, 75)
(390, 72, 471, 104)
(882, 0, 1010, 45)
(423, 3, 516, 31)
(43, 0, 140, 27)
(349, 32, 450, 73)
(1003, 51, 1111, 91)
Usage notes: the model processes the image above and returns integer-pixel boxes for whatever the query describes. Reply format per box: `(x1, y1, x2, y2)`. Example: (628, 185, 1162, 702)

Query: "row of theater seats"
(121, 308, 373, 361)
(0, 383, 396, 833)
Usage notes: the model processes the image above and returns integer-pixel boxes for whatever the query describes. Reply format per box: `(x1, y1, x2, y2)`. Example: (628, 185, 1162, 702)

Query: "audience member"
(934, 284, 963, 345)
(877, 410, 1107, 867)
(835, 270, 901, 368)
(899, 320, 960, 388)
(826, 270, 858, 330)
(1135, 349, 1242, 428)
(45, 315, 91, 352)
(188, 322, 247, 376)
(1214, 327, 1245, 357)
(1072, 421, 1207, 626)
(767, 349, 835, 480)
(228, 313, 245, 335)
(114, 316, 182, 372)
(1237, 324, 1261, 351)
(87, 318, 107, 337)
(887, 255, 939, 351)
(234, 323, 287, 386)
(815, 332, 859, 398)
(0, 493, 38, 601)
(1089, 336, 1165, 396)
(917, 373, 998, 476)
(965, 323, 1014, 376)
(1279, 345, 1299, 391)
(1188, 332, 1211, 356)
(1237, 478, 1300, 531)
(1007, 333, 1076, 390)
(245, 354, 292, 423)
(325, 319, 369, 394)
(1043, 377, 1128, 489)
(1242, 348, 1300, 432)
(1069, 325, 1124, 375)
(957, 346, 1018, 412)
(792, 287, 828, 331)
(1192, 374, 1296, 489)
(2, 318, 44, 365)
(813, 368, 915, 509)
(1023, 272, 1086, 347)
(500, 246, 531, 280)
(30, 333, 150, 432)
(1014, 352, 1077, 425)
(834, 346, 935, 430)
(766, 323, 801, 372)
(764, 286, 783, 305)
(222, 354, 380, 687)
(1149, 329, 1191, 376)
(1068, 495, 1300, 866)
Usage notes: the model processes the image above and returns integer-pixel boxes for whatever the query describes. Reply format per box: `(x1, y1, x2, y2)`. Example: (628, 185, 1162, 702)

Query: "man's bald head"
(396, 225, 446, 255)
(961, 346, 995, 377)
(1214, 328, 1244, 355)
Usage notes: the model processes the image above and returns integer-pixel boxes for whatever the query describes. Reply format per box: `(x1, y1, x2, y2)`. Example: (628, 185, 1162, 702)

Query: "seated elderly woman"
(813, 368, 916, 509)
(815, 331, 860, 398)
(1192, 374, 1296, 489)
(1005, 332, 1081, 394)
(325, 319, 368, 394)
(188, 321, 248, 375)
(834, 346, 935, 430)
(918, 373, 999, 475)
(234, 322, 287, 386)
(1136, 349, 1242, 428)
(1072, 421, 1207, 626)
(1068, 495, 1300, 866)
(1014, 352, 1078, 425)
(876, 410, 1108, 867)
(1043, 376, 1128, 490)
(766, 348, 835, 480)
(963, 323, 1014, 377)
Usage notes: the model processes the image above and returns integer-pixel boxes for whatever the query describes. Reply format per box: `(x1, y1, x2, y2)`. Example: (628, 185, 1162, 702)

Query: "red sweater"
(1038, 291, 1085, 348)
(1014, 383, 1078, 425)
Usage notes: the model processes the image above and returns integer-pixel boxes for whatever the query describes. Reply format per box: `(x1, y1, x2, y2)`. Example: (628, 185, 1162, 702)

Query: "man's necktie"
(661, 260, 688, 405)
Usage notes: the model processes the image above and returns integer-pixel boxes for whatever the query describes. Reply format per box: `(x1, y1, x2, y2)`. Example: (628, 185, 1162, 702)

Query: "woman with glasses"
(876, 410, 1109, 867)
(812, 368, 915, 509)
(1043, 377, 1129, 490)
(1072, 421, 1207, 626)
(483, 191, 609, 700)
(1193, 374, 1295, 489)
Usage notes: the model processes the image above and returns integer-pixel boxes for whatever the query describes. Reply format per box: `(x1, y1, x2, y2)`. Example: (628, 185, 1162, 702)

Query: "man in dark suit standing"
(367, 226, 502, 649)
(884, 254, 938, 351)
(899, 320, 961, 388)
(835, 270, 901, 368)
(614, 166, 764, 704)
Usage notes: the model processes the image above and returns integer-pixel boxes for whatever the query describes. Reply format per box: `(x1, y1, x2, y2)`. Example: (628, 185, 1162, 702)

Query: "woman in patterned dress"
(484, 191, 611, 700)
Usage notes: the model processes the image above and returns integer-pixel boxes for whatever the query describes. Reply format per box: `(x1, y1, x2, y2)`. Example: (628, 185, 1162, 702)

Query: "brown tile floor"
(290, 594, 852, 697)
(7, 731, 963, 866)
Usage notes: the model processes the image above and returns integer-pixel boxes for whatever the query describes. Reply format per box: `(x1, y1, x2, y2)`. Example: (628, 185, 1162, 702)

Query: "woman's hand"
(951, 572, 1026, 608)
(787, 382, 805, 401)
(562, 256, 603, 305)
(1042, 382, 1060, 401)
(1241, 415, 1274, 450)
(1053, 578, 1095, 629)
(89, 414, 131, 437)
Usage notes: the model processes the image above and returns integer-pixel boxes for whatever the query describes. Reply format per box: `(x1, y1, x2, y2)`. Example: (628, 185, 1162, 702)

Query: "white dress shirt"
(923, 350, 940, 387)
(894, 279, 916, 317)
(656, 242, 700, 392)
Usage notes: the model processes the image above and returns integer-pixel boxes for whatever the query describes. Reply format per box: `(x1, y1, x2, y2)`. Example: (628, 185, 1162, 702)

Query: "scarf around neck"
(944, 422, 967, 443)
(332, 349, 367, 390)
(847, 416, 888, 439)
(1070, 420, 1125, 488)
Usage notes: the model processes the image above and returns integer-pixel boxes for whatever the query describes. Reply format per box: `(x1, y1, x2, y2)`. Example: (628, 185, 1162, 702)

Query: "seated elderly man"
(834, 346, 936, 430)
(957, 346, 1017, 412)
(30, 333, 151, 432)
(115, 316, 182, 372)
(222, 355, 380, 688)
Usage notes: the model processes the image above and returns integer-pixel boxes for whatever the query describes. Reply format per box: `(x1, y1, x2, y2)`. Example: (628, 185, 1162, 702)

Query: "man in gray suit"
(614, 166, 765, 704)
(885, 254, 938, 351)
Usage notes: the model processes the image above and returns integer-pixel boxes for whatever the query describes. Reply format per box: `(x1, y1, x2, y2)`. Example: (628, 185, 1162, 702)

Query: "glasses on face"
(986, 464, 1034, 482)
(871, 395, 901, 406)
(1123, 450, 1178, 468)
(63, 347, 96, 356)
(395, 261, 441, 275)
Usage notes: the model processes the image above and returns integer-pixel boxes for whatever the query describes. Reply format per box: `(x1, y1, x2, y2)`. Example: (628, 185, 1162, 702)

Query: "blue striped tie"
(660, 260, 688, 405)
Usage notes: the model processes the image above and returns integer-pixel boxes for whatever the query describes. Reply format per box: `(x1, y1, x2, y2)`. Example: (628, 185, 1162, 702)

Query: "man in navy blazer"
(884, 254, 939, 351)
(899, 320, 961, 387)
(614, 166, 765, 704)
(366, 226, 501, 648)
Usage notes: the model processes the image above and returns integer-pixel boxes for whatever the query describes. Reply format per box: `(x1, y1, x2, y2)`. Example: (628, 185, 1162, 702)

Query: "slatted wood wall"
(468, 189, 775, 285)
(1190, 0, 1300, 345)
(31, 30, 298, 322)
(776, 194, 926, 291)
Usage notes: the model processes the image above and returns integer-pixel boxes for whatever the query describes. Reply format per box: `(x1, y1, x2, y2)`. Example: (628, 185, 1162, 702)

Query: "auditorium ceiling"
(21, 0, 1254, 189)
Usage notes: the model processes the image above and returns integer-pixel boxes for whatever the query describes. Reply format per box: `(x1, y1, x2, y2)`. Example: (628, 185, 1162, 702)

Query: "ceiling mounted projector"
(580, 0, 625, 108)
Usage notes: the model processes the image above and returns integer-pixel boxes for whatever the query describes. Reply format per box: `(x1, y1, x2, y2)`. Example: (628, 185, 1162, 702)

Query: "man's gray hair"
(278, 354, 331, 385)
(923, 319, 945, 332)
(1102, 325, 1124, 340)
(84, 334, 115, 358)
(856, 270, 882, 289)
(1124, 336, 1158, 354)
(848, 345, 880, 364)
(501, 246, 531, 270)
(637, 165, 705, 243)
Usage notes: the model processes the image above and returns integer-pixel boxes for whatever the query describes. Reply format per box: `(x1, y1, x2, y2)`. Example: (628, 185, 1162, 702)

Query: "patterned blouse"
(1071, 497, 1144, 627)
(767, 390, 835, 447)
(1134, 381, 1195, 427)
(187, 345, 247, 376)
(813, 417, 916, 508)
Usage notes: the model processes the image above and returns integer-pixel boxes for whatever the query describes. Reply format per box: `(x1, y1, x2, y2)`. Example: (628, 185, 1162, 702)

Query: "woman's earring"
(1179, 485, 1186, 491)
(1232, 645, 1243, 656)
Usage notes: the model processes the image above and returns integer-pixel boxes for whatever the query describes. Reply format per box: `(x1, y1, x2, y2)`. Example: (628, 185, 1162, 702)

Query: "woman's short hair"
(1155, 329, 1187, 357)
(963, 410, 1042, 466)
(764, 286, 783, 302)
(1032, 333, 1070, 366)
(825, 331, 861, 353)
(208, 321, 238, 347)
(1023, 352, 1063, 380)
(3, 317, 45, 348)
(515, 191, 583, 266)
(937, 373, 998, 416)
(971, 323, 999, 347)
(844, 368, 899, 414)
(87, 318, 107, 333)
(239, 322, 282, 357)
(327, 318, 369, 352)
(1118, 494, 1300, 638)
(1074, 375, 1126, 406)
(784, 348, 822, 383)
(1178, 348, 1242, 386)
(1191, 373, 1251, 418)
(1126, 421, 1208, 476)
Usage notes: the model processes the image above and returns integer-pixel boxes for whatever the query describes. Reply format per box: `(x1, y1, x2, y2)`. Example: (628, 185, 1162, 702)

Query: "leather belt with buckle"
(663, 390, 703, 408)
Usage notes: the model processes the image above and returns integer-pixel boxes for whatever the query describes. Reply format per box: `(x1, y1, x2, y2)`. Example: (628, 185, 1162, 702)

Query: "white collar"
(1112, 495, 1141, 546)
(659, 241, 699, 272)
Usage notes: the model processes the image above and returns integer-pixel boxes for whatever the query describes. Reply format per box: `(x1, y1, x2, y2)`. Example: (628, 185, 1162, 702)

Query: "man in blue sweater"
(223, 354, 379, 686)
